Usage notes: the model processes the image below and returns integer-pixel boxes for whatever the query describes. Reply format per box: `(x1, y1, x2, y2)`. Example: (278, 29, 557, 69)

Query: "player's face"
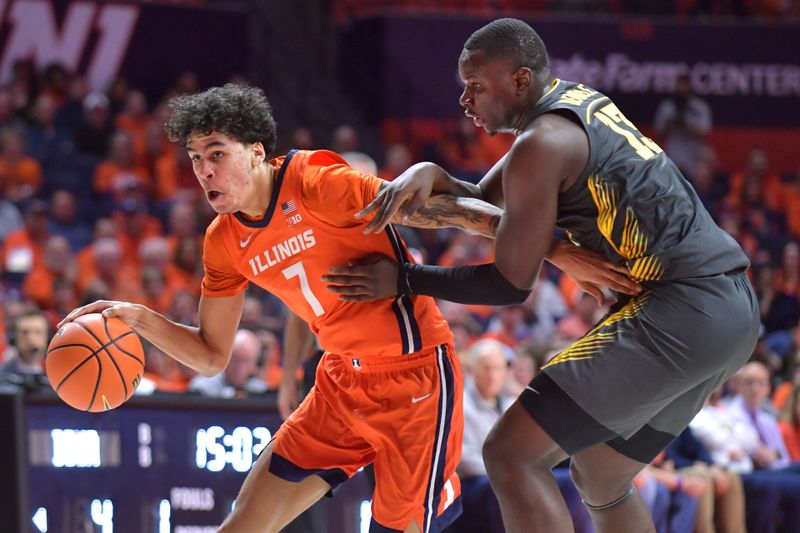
(186, 132, 264, 214)
(458, 49, 521, 134)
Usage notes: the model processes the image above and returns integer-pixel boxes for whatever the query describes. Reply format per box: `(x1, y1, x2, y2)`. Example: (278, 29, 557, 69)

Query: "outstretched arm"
(392, 191, 502, 239)
(57, 294, 244, 376)
(325, 115, 642, 304)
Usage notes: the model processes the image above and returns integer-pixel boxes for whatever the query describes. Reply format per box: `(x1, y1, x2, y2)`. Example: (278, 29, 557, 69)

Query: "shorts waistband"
(326, 343, 452, 373)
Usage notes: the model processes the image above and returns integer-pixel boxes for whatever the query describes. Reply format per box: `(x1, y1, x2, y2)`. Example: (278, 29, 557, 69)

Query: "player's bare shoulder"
(512, 113, 589, 191)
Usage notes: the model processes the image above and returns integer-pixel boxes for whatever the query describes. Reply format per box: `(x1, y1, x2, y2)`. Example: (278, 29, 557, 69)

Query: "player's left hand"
(323, 256, 399, 301)
(547, 240, 641, 305)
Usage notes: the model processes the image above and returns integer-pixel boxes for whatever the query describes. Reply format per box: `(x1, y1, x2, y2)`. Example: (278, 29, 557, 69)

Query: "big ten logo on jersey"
(282, 199, 303, 226)
(248, 229, 317, 276)
(0, 1, 139, 89)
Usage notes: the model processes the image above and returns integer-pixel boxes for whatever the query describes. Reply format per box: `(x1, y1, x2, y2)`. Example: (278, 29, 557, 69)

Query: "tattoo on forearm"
(403, 195, 502, 238)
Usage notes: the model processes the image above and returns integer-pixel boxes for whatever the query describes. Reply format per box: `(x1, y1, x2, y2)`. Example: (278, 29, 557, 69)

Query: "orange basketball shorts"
(270, 343, 463, 532)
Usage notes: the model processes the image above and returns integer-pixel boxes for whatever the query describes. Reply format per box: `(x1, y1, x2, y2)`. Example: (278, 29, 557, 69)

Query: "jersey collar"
(234, 149, 297, 228)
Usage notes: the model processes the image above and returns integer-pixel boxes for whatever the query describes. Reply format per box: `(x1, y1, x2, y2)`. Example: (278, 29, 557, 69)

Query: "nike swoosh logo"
(525, 386, 540, 395)
(239, 233, 254, 248)
(412, 393, 433, 404)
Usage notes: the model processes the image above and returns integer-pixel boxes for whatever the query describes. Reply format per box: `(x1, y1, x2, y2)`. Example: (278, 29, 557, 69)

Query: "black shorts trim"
(607, 426, 677, 464)
(519, 373, 618, 455)
(520, 373, 677, 463)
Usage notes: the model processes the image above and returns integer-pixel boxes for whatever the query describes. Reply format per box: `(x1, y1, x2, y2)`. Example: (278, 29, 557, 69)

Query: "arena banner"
(0, 0, 249, 98)
(338, 15, 800, 127)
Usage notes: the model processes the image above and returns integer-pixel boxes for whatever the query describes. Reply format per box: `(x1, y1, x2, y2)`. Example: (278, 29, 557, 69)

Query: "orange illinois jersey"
(201, 149, 453, 356)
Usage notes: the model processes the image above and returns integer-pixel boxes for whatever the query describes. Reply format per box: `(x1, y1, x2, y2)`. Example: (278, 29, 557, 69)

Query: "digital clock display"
(194, 425, 271, 473)
(13, 393, 372, 533)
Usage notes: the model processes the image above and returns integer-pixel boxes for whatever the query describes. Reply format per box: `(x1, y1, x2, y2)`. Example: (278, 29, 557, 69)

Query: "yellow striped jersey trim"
(543, 292, 651, 368)
(586, 175, 663, 282)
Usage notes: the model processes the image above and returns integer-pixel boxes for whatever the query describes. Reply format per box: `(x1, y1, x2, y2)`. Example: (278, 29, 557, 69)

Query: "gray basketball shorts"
(520, 270, 760, 463)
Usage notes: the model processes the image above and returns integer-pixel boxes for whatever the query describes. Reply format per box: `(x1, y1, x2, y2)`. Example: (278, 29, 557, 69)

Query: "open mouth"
(207, 191, 221, 201)
(465, 112, 483, 127)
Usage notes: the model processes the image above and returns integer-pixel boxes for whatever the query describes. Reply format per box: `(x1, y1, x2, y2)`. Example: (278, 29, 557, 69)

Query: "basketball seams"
(87, 351, 103, 411)
(75, 318, 130, 404)
(47, 342, 98, 354)
(54, 351, 99, 392)
(101, 316, 143, 365)
(48, 314, 144, 412)
(101, 348, 129, 400)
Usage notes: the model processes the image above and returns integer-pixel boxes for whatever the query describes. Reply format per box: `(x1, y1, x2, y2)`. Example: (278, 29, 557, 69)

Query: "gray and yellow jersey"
(531, 80, 748, 282)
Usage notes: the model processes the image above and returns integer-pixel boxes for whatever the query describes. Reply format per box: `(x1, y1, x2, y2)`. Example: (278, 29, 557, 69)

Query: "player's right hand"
(356, 164, 437, 234)
(57, 300, 146, 329)
(277, 377, 300, 420)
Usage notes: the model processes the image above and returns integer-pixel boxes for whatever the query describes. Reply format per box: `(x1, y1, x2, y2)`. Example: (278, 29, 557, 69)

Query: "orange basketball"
(46, 313, 144, 412)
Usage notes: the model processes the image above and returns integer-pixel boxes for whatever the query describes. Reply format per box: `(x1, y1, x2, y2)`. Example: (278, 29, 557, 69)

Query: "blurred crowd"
(1, 56, 799, 532)
(333, 0, 800, 20)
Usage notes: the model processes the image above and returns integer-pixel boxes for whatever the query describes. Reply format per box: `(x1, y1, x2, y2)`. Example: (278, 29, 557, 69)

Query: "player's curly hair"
(165, 83, 277, 155)
(464, 18, 550, 82)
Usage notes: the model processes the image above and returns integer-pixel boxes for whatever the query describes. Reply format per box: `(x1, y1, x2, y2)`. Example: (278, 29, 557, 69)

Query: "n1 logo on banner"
(0, 0, 139, 90)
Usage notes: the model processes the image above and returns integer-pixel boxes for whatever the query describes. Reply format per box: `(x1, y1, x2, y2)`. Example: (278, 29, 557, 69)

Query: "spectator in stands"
(75, 217, 117, 277)
(0, 308, 49, 389)
(663, 427, 747, 533)
(342, 151, 378, 176)
(47, 189, 91, 251)
(330, 124, 360, 154)
(22, 235, 76, 310)
(26, 93, 73, 176)
(74, 92, 113, 158)
(0, 179, 23, 243)
(653, 73, 712, 175)
(0, 127, 42, 203)
(56, 75, 90, 135)
(505, 343, 540, 396)
(1, 199, 49, 282)
(379, 143, 413, 181)
(76, 237, 140, 303)
(773, 365, 800, 411)
(760, 241, 800, 358)
(778, 384, 800, 463)
(689, 157, 727, 216)
(189, 329, 268, 398)
(640, 451, 707, 533)
(93, 131, 151, 204)
(0, 87, 26, 132)
(290, 127, 316, 151)
(457, 339, 520, 533)
(114, 89, 150, 166)
(729, 361, 790, 470)
(137, 342, 191, 394)
(727, 148, 783, 215)
(153, 135, 198, 203)
(556, 291, 601, 342)
(46, 277, 78, 332)
(439, 115, 494, 182)
(111, 197, 163, 267)
(726, 361, 800, 533)
(39, 63, 69, 104)
(107, 77, 130, 118)
(483, 304, 535, 348)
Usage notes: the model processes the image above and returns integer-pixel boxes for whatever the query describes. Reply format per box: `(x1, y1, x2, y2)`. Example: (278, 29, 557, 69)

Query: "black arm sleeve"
(397, 262, 532, 305)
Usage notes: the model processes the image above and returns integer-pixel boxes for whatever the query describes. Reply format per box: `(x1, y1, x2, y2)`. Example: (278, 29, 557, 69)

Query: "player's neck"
(238, 162, 275, 219)
(511, 79, 553, 136)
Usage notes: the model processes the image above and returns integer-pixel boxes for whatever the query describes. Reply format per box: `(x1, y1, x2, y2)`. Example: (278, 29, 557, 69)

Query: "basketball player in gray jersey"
(323, 18, 760, 533)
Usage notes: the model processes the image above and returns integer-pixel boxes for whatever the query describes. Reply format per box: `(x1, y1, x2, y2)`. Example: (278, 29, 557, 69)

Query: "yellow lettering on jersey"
(558, 84, 598, 107)
(594, 103, 664, 161)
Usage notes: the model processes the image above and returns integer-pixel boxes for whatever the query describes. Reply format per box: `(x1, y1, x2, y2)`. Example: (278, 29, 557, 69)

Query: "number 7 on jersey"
(282, 262, 325, 317)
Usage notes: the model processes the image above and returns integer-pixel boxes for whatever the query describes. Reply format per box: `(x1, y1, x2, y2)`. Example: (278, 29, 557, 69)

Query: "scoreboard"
(0, 389, 372, 533)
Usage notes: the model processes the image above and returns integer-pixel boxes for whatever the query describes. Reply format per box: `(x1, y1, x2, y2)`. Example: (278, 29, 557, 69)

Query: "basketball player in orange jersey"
(59, 83, 638, 533)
